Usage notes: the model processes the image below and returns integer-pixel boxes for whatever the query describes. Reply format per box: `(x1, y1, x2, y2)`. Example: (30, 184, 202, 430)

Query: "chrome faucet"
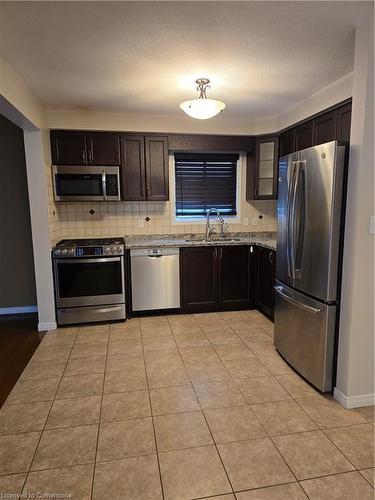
(206, 208, 225, 238)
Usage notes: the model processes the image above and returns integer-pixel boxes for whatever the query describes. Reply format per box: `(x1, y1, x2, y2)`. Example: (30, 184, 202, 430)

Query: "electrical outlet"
(251, 217, 258, 226)
(243, 217, 249, 226)
(138, 219, 144, 228)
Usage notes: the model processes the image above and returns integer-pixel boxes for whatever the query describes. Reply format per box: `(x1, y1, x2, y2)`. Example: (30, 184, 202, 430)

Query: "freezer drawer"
(274, 281, 336, 392)
(130, 248, 180, 312)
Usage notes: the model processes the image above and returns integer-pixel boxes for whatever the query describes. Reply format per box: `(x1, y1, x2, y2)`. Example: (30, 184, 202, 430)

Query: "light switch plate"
(251, 217, 258, 226)
(138, 219, 144, 228)
(243, 217, 249, 226)
(369, 215, 375, 234)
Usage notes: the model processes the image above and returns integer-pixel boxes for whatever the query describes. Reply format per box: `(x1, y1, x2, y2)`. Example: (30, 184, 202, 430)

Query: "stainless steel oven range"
(53, 238, 126, 325)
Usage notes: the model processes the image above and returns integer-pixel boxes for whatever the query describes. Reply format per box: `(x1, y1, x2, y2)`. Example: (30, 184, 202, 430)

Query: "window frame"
(170, 152, 244, 225)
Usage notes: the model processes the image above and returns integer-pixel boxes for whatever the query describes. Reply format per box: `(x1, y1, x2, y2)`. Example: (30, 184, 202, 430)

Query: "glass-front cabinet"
(247, 136, 279, 200)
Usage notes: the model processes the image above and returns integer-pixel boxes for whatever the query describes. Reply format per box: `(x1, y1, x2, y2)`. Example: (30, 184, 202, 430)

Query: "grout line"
(20, 327, 79, 494)
(191, 313, 301, 487)
(89, 326, 110, 500)
(140, 319, 166, 500)
(168, 314, 236, 495)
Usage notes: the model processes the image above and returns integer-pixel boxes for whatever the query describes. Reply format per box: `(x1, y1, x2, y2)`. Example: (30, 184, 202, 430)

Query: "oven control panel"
(53, 243, 124, 258)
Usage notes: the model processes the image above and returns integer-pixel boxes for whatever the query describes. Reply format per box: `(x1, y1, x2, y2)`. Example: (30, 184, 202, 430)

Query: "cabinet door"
(313, 110, 337, 146)
(253, 137, 279, 200)
(50, 131, 87, 165)
(120, 136, 146, 200)
(255, 246, 276, 319)
(145, 136, 169, 201)
(280, 129, 296, 157)
(180, 247, 219, 313)
(336, 103, 352, 143)
(220, 246, 251, 310)
(295, 121, 314, 151)
(86, 133, 120, 166)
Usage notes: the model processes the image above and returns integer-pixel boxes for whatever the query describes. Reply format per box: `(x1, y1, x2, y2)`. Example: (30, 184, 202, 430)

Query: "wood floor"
(0, 314, 45, 407)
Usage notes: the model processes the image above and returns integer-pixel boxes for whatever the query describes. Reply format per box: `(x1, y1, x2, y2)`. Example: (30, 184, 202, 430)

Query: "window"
(174, 153, 239, 218)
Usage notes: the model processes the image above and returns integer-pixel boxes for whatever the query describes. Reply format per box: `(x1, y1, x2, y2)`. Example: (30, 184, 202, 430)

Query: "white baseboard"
(0, 306, 37, 315)
(334, 387, 375, 409)
(38, 321, 57, 332)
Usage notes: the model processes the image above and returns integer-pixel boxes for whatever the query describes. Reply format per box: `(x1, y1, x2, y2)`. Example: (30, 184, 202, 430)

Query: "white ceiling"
(0, 1, 361, 119)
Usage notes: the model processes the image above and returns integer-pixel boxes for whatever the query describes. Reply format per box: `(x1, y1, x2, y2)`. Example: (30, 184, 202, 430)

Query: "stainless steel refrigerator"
(274, 140, 346, 392)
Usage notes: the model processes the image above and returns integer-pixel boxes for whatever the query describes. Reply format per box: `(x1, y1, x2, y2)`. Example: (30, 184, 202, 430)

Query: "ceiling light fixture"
(179, 78, 225, 120)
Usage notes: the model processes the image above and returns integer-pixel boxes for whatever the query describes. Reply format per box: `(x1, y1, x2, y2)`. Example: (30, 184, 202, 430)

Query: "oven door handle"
(55, 257, 122, 264)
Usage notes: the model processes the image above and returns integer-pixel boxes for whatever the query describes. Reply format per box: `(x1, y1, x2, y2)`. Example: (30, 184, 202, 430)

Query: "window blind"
(175, 153, 238, 218)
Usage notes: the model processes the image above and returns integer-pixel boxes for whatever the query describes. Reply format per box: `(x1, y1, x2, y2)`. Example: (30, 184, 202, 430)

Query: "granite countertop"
(124, 232, 276, 251)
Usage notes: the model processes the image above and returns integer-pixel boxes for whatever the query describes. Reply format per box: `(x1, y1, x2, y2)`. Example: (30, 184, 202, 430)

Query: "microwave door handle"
(102, 170, 107, 200)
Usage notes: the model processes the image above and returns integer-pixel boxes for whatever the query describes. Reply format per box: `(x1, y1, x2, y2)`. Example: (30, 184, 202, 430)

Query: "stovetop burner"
(56, 237, 124, 247)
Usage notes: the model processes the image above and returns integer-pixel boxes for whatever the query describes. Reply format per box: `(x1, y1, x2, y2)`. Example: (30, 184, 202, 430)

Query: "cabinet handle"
(219, 248, 223, 260)
(82, 150, 86, 163)
(141, 185, 145, 198)
(269, 251, 274, 264)
(88, 149, 93, 163)
(255, 187, 259, 198)
(249, 246, 254, 254)
(213, 248, 218, 259)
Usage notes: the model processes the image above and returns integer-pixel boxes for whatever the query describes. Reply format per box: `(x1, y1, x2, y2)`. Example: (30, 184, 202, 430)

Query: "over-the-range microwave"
(52, 165, 121, 202)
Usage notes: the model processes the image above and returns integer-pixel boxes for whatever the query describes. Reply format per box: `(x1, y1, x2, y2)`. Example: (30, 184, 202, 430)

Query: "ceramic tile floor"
(0, 310, 373, 500)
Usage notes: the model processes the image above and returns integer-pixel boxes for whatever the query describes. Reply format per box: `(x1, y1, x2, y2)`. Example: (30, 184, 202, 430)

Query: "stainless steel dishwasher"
(130, 247, 180, 312)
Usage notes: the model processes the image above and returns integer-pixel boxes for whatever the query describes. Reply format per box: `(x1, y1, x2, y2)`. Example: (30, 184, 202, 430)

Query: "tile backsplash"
(49, 199, 277, 244)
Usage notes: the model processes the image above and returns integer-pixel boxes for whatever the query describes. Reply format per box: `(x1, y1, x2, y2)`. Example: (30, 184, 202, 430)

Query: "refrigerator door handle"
(292, 160, 306, 274)
(274, 285, 322, 314)
(286, 161, 297, 278)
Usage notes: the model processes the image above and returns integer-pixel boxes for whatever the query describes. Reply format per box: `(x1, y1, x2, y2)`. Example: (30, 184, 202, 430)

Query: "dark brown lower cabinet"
(180, 247, 219, 313)
(220, 246, 252, 310)
(180, 245, 252, 313)
(255, 245, 276, 319)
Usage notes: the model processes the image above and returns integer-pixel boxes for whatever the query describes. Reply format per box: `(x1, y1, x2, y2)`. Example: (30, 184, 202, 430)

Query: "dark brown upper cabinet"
(145, 136, 169, 201)
(313, 110, 337, 146)
(86, 132, 120, 166)
(120, 135, 169, 201)
(51, 130, 120, 166)
(120, 135, 146, 200)
(280, 129, 296, 158)
(247, 136, 279, 201)
(336, 103, 352, 143)
(51, 131, 87, 165)
(278, 101, 351, 157)
(295, 120, 314, 151)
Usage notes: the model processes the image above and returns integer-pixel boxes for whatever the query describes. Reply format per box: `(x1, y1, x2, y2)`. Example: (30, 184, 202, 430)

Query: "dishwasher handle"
(148, 255, 163, 258)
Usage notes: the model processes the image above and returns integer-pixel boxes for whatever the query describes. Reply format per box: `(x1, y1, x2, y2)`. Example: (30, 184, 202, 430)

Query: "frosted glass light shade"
(179, 98, 226, 119)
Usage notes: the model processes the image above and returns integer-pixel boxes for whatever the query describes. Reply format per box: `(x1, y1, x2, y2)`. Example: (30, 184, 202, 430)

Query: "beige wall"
(277, 73, 353, 131)
(335, 9, 374, 408)
(46, 109, 278, 136)
(0, 53, 46, 130)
